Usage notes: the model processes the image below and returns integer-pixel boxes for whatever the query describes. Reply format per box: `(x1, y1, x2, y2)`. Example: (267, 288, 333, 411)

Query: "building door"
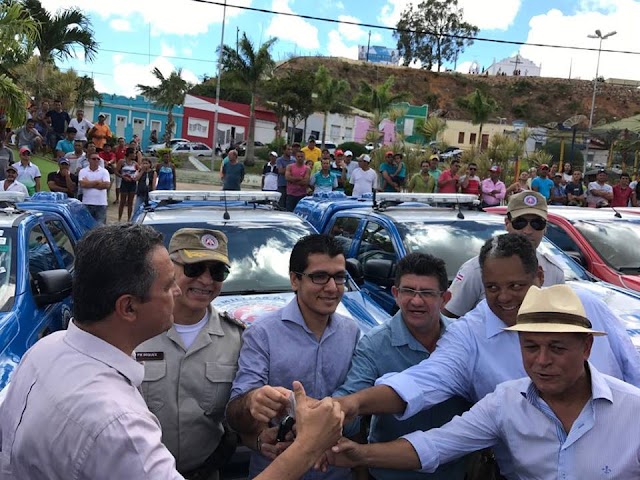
(150, 120, 162, 140)
(481, 134, 489, 150)
(116, 116, 126, 138)
(133, 118, 145, 140)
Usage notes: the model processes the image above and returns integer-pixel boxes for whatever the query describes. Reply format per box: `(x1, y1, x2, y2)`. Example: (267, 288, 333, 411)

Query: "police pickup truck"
(0, 192, 97, 401)
(294, 192, 640, 350)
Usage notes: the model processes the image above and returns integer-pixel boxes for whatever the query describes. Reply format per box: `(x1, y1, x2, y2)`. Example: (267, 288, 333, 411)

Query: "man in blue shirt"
(221, 152, 245, 191)
(531, 164, 554, 200)
(54, 127, 77, 157)
(380, 151, 399, 192)
(226, 234, 359, 480)
(333, 253, 470, 480)
(310, 158, 338, 194)
(335, 234, 640, 478)
(328, 284, 640, 479)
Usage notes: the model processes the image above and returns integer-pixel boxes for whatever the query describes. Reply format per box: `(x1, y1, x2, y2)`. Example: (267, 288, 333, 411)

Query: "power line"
(188, 0, 640, 57)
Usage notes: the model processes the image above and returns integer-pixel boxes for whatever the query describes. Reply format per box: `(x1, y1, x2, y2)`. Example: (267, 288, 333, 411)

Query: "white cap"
(358, 154, 371, 162)
(269, 151, 277, 157)
(344, 150, 353, 157)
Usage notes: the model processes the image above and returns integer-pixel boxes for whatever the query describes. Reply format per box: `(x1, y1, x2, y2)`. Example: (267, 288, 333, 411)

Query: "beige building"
(441, 119, 545, 154)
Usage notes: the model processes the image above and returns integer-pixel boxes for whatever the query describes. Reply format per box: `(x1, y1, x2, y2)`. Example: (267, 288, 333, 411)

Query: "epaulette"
(220, 311, 248, 330)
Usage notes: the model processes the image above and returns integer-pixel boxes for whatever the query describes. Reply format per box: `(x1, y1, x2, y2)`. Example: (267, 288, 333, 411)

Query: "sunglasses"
(21, 151, 31, 156)
(178, 261, 229, 281)
(469, 167, 477, 170)
(511, 217, 547, 231)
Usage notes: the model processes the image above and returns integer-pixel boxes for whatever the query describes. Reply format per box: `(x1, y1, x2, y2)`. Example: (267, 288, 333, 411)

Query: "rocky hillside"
(276, 56, 640, 128)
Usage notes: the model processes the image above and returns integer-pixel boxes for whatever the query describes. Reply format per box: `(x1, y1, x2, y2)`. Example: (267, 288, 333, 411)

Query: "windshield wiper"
(618, 266, 640, 273)
(220, 288, 292, 295)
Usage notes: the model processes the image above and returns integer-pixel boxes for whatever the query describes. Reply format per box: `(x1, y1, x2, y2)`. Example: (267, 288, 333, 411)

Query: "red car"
(485, 205, 640, 292)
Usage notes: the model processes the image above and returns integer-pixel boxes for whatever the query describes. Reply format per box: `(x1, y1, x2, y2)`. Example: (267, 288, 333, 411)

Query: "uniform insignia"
(135, 351, 164, 361)
(524, 195, 538, 206)
(201, 234, 219, 250)
(220, 311, 247, 330)
(455, 272, 464, 282)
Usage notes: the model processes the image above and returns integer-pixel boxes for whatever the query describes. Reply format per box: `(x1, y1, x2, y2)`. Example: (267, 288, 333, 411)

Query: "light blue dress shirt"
(333, 312, 470, 480)
(377, 285, 640, 476)
(230, 298, 360, 480)
(0, 321, 182, 480)
(403, 363, 640, 480)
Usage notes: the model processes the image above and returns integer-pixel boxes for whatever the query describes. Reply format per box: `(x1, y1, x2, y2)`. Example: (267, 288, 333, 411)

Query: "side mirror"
(363, 258, 396, 288)
(32, 269, 72, 307)
(346, 258, 364, 286)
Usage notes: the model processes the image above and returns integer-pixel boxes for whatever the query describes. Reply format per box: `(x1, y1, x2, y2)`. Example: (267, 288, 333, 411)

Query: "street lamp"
(584, 29, 616, 170)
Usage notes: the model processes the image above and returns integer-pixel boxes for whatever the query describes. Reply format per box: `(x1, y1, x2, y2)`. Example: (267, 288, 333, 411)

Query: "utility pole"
(212, 0, 227, 171)
(366, 30, 371, 62)
(236, 27, 239, 54)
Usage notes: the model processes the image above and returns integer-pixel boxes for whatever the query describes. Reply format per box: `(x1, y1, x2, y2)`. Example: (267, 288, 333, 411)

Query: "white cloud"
(327, 30, 358, 58)
(40, 0, 252, 36)
(337, 15, 365, 42)
(265, 0, 320, 50)
(112, 56, 199, 97)
(520, 2, 638, 81)
(109, 18, 131, 32)
(371, 32, 384, 43)
(112, 53, 124, 65)
(378, 0, 521, 30)
(161, 42, 176, 58)
(182, 47, 193, 57)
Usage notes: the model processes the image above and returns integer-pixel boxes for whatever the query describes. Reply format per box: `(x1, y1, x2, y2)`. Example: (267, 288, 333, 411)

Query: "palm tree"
(221, 33, 277, 165)
(137, 68, 192, 146)
(421, 116, 447, 144)
(354, 76, 407, 118)
(456, 89, 497, 151)
(0, 2, 39, 77)
(22, 0, 98, 99)
(313, 66, 350, 149)
(0, 74, 29, 132)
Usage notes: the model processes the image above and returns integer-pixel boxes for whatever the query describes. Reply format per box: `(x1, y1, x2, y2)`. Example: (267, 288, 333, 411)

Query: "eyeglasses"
(175, 261, 229, 282)
(21, 152, 31, 156)
(295, 271, 348, 285)
(397, 287, 442, 300)
(510, 217, 547, 231)
(469, 167, 477, 171)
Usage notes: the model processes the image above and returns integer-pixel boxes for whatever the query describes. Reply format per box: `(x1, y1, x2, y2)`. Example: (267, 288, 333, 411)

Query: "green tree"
(420, 116, 447, 143)
(395, 0, 478, 71)
(353, 76, 407, 117)
(264, 70, 315, 143)
(75, 75, 102, 109)
(221, 33, 277, 165)
(189, 72, 252, 105)
(456, 89, 497, 150)
(313, 66, 350, 148)
(0, 1, 39, 77)
(13, 56, 78, 110)
(137, 68, 193, 146)
(22, 0, 98, 99)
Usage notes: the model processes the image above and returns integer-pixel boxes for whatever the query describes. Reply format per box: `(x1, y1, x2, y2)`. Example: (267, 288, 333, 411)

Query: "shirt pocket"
(141, 360, 167, 413)
(198, 363, 237, 417)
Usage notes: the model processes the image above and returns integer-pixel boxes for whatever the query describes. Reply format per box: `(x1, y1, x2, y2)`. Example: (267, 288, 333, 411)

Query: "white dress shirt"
(404, 363, 640, 479)
(0, 321, 183, 480)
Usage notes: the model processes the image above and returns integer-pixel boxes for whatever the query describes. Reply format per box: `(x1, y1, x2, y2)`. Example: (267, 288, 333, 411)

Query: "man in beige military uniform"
(444, 190, 565, 318)
(137, 228, 244, 480)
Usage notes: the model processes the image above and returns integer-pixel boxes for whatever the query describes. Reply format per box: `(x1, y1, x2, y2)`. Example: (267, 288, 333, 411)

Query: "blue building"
(84, 94, 184, 151)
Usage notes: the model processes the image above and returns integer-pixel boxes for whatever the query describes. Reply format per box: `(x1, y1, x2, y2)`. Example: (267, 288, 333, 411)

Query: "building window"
(330, 124, 341, 140)
(115, 115, 127, 139)
(470, 133, 477, 144)
(344, 127, 353, 141)
(133, 118, 145, 140)
(150, 120, 162, 137)
(458, 132, 465, 144)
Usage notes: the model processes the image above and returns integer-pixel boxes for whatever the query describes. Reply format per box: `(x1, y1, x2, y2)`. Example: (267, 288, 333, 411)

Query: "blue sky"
(41, 0, 640, 97)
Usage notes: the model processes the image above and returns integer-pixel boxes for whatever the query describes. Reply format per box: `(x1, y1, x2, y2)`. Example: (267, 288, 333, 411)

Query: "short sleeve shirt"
(222, 162, 245, 191)
(350, 167, 377, 197)
(379, 163, 397, 191)
(565, 181, 584, 197)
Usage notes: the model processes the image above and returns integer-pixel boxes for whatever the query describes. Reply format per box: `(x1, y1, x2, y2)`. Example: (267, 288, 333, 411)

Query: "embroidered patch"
(135, 351, 164, 361)
(201, 234, 219, 250)
(455, 273, 464, 282)
(523, 195, 538, 206)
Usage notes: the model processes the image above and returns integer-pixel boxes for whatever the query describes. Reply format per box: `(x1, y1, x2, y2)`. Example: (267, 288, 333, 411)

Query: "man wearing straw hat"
(328, 284, 640, 478)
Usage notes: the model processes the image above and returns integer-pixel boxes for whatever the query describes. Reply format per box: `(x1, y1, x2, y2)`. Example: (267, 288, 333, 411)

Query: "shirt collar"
(389, 311, 449, 353)
(64, 320, 144, 386)
(281, 297, 338, 338)
(521, 362, 613, 404)
(480, 300, 509, 338)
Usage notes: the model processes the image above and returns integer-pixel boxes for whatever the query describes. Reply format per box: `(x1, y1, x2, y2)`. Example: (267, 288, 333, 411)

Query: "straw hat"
(504, 285, 606, 335)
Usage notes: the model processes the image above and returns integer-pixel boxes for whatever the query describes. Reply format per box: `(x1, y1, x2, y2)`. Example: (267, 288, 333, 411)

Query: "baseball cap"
(58, 158, 70, 165)
(19, 146, 31, 155)
(489, 165, 501, 173)
(507, 191, 548, 220)
(385, 151, 394, 156)
(169, 228, 230, 267)
(5, 165, 17, 173)
(429, 154, 439, 161)
(98, 113, 105, 118)
(554, 172, 562, 177)
(597, 168, 607, 174)
(269, 151, 277, 157)
(358, 154, 371, 163)
(335, 149, 344, 156)
(504, 285, 605, 336)
(539, 164, 549, 170)
(344, 150, 353, 157)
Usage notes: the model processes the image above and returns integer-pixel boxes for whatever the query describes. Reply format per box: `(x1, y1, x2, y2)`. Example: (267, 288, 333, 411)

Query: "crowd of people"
(1, 189, 640, 480)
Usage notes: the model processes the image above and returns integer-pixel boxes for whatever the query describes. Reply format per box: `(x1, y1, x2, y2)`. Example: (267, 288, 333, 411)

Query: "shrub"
(337, 141, 367, 157)
(254, 146, 271, 161)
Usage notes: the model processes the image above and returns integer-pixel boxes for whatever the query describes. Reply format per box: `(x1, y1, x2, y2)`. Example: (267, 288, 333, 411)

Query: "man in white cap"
(350, 154, 377, 198)
(262, 151, 279, 192)
(444, 190, 564, 318)
(328, 284, 640, 478)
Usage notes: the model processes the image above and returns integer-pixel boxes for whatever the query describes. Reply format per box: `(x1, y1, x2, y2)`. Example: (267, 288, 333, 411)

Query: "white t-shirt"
(0, 180, 28, 194)
(587, 181, 613, 206)
(263, 172, 278, 191)
(350, 167, 377, 197)
(79, 166, 110, 206)
(173, 313, 208, 350)
(68, 118, 94, 141)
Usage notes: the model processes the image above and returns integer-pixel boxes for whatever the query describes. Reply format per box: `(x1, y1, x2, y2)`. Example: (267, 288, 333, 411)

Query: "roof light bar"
(0, 192, 28, 203)
(375, 192, 479, 205)
(148, 191, 281, 203)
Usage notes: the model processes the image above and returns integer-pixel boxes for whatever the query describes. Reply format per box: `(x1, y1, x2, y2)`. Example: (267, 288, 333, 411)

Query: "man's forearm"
(226, 393, 265, 434)
(254, 440, 322, 480)
(360, 439, 421, 470)
(354, 385, 406, 416)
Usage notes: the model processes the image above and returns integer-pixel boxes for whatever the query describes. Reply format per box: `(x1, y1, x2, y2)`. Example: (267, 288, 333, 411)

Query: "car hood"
(620, 274, 640, 292)
(213, 291, 389, 332)
(569, 280, 640, 352)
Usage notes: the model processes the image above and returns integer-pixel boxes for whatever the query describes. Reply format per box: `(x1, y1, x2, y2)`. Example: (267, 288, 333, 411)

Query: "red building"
(181, 94, 277, 148)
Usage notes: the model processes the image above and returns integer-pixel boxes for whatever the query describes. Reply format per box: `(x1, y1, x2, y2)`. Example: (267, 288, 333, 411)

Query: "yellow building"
(441, 119, 513, 151)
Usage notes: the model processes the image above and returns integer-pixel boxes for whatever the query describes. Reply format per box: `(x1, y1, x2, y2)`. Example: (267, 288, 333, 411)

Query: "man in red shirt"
(612, 172, 633, 207)
(460, 162, 481, 197)
(437, 159, 460, 194)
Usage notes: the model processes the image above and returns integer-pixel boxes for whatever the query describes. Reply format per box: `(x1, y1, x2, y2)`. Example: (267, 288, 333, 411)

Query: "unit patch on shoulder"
(220, 311, 248, 330)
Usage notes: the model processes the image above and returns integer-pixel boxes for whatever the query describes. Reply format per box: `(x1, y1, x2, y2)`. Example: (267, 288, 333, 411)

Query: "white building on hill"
(487, 54, 541, 77)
